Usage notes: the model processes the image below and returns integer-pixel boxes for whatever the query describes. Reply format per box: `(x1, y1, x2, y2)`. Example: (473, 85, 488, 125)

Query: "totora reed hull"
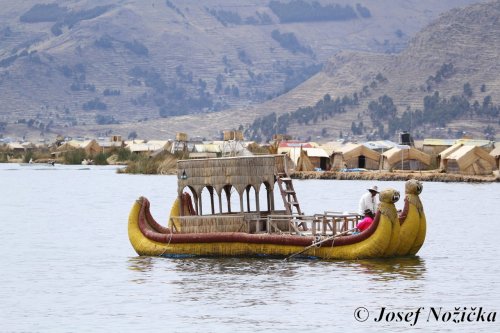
(128, 189, 406, 260)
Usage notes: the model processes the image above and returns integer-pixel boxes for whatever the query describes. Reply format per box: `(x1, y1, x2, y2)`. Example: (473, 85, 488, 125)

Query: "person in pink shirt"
(356, 209, 375, 232)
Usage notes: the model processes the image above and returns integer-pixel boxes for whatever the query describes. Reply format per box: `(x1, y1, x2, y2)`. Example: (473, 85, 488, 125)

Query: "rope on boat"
(158, 227, 173, 257)
(284, 227, 357, 261)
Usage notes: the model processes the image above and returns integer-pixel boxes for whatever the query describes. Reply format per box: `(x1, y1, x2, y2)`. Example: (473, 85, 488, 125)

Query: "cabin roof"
(177, 155, 288, 195)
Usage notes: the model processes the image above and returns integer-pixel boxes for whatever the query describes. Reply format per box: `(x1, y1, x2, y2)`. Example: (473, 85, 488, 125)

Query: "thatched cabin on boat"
(440, 145, 496, 175)
(176, 155, 290, 219)
(380, 145, 431, 171)
(331, 143, 380, 170)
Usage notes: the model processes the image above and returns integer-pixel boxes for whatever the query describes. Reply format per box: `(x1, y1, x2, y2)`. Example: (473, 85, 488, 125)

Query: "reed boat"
(128, 155, 424, 260)
(396, 179, 426, 256)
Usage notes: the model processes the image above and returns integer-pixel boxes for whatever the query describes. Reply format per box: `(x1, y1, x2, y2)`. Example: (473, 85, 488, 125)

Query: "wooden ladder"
(276, 173, 302, 216)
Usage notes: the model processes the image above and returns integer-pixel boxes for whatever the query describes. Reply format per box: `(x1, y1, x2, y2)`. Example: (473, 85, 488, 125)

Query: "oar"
(284, 227, 357, 261)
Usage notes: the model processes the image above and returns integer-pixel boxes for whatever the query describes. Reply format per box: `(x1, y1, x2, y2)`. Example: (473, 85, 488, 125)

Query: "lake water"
(1, 164, 499, 332)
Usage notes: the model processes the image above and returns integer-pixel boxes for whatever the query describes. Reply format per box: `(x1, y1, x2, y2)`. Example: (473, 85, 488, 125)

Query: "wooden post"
(255, 190, 260, 213)
(239, 192, 244, 213)
(209, 187, 215, 215)
(218, 192, 223, 214)
(225, 187, 231, 213)
(198, 193, 203, 215)
(246, 187, 250, 212)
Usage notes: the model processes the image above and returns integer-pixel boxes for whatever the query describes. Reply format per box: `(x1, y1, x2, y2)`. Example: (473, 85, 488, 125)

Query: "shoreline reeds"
(291, 170, 500, 183)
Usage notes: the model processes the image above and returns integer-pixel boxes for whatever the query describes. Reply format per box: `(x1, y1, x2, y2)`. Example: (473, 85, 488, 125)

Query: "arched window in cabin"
(258, 181, 273, 213)
(200, 185, 217, 215)
(220, 184, 241, 213)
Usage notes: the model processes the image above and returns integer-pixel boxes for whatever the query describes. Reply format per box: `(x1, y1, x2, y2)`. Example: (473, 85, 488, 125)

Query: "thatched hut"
(490, 146, 500, 170)
(7, 142, 34, 153)
(381, 146, 431, 171)
(437, 143, 464, 169)
(331, 143, 380, 170)
(442, 145, 496, 175)
(54, 139, 101, 157)
(295, 148, 314, 171)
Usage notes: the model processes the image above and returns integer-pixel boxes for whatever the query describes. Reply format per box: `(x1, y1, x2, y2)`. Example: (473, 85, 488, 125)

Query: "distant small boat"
(128, 155, 427, 260)
(19, 160, 56, 167)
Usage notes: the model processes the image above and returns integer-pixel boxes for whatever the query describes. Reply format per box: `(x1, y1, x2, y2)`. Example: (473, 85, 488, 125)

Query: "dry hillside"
(0, 0, 484, 141)
(79, 0, 500, 142)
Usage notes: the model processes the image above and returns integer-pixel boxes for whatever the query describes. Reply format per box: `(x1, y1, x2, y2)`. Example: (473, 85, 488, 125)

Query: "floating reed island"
(292, 170, 500, 183)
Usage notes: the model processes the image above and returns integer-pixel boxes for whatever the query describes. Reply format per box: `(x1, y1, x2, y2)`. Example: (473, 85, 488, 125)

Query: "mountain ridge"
(0, 0, 488, 141)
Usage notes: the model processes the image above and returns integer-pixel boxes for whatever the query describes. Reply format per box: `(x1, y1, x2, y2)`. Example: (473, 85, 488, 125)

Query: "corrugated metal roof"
(363, 140, 398, 150)
(279, 141, 313, 148)
(193, 144, 222, 153)
(424, 138, 494, 148)
(456, 139, 494, 148)
(128, 143, 164, 152)
(422, 139, 456, 146)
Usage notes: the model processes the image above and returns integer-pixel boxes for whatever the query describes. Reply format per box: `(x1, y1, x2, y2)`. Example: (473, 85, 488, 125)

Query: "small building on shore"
(7, 142, 35, 154)
(422, 139, 456, 155)
(380, 145, 431, 171)
(441, 145, 496, 175)
(127, 140, 170, 155)
(97, 136, 124, 154)
(278, 141, 329, 170)
(298, 148, 330, 171)
(190, 143, 221, 159)
(331, 143, 380, 170)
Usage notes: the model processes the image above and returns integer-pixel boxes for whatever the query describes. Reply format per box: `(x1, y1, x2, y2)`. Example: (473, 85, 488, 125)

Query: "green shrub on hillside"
(269, 0, 358, 23)
(20, 4, 67, 23)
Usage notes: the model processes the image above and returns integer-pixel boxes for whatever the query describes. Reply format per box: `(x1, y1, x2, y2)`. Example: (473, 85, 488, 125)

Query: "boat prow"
(396, 179, 426, 256)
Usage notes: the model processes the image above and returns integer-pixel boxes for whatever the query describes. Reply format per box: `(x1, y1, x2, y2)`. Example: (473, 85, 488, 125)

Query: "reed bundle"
(171, 215, 247, 233)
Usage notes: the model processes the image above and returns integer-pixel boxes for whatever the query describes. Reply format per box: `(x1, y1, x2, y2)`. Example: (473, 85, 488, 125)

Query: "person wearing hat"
(358, 185, 379, 216)
(356, 208, 375, 232)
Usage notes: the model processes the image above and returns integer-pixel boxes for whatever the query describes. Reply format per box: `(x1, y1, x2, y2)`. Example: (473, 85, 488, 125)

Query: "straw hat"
(367, 185, 379, 193)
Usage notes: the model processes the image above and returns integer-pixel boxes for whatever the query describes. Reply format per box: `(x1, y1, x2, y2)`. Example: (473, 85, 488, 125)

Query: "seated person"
(356, 209, 375, 232)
